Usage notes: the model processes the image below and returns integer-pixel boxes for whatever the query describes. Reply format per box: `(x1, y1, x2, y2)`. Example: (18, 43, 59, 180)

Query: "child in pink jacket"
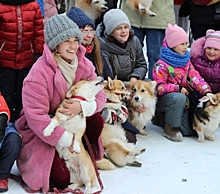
(152, 23, 215, 142)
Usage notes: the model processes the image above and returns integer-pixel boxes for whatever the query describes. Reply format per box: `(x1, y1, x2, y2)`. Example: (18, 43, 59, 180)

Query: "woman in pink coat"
(15, 14, 106, 192)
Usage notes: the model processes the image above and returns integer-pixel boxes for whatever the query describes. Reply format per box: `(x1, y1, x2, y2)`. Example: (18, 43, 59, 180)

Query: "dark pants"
(50, 113, 104, 189)
(0, 67, 31, 123)
(0, 133, 22, 179)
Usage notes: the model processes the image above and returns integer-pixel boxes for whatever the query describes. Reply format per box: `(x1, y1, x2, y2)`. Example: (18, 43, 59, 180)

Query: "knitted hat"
(165, 23, 188, 48)
(103, 9, 131, 35)
(204, 29, 220, 50)
(45, 14, 82, 51)
(67, 7, 95, 29)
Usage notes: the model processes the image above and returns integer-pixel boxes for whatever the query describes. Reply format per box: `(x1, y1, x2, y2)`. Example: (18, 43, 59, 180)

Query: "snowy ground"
(8, 122, 220, 194)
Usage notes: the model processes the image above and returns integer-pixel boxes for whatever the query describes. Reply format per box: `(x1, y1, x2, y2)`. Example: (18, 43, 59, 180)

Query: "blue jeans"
(132, 27, 165, 80)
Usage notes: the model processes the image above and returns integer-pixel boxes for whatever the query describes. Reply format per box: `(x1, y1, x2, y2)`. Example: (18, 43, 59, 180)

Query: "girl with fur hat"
(96, 8, 148, 143)
(67, 6, 113, 80)
(152, 23, 216, 142)
(191, 29, 220, 93)
(15, 14, 108, 192)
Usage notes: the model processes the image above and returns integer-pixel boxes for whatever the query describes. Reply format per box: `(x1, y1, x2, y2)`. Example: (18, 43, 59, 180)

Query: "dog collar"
(72, 95, 86, 101)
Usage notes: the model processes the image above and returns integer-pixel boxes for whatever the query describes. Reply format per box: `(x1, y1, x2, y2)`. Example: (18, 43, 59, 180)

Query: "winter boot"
(163, 123, 183, 142)
(0, 178, 9, 193)
(151, 111, 165, 128)
(0, 114, 8, 143)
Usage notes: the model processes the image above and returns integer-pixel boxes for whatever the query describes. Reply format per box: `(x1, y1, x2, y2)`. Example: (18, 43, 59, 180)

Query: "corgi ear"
(66, 86, 74, 98)
(151, 81, 157, 90)
(114, 75, 117, 80)
(107, 76, 114, 89)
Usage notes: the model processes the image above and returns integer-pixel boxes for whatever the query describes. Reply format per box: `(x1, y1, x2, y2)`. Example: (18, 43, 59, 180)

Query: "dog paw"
(207, 136, 215, 141)
(73, 142, 81, 153)
(43, 127, 53, 136)
(197, 137, 205, 142)
(140, 130, 147, 136)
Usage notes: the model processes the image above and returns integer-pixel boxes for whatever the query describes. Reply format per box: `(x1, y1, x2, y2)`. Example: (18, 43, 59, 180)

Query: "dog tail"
(96, 158, 115, 170)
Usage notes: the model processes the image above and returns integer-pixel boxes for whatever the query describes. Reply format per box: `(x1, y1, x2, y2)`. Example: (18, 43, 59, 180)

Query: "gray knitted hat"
(45, 14, 82, 51)
(103, 9, 131, 35)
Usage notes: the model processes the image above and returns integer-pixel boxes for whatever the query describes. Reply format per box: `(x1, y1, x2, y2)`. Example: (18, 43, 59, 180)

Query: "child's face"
(172, 42, 188, 55)
(204, 47, 220, 61)
(57, 37, 79, 62)
(111, 24, 130, 44)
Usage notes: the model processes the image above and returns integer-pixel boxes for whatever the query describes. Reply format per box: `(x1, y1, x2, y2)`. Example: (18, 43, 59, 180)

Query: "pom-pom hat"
(45, 14, 82, 51)
(165, 23, 188, 48)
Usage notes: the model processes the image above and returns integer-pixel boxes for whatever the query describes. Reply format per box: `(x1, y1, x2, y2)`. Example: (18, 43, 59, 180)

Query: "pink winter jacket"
(153, 41, 211, 98)
(15, 44, 106, 192)
(43, 0, 58, 24)
(190, 37, 220, 93)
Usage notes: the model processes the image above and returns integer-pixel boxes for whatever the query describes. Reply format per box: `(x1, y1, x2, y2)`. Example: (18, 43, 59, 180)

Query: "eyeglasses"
(81, 30, 96, 35)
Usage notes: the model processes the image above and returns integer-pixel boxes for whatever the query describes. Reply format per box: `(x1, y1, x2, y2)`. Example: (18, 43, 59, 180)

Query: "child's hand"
(181, 87, 188, 96)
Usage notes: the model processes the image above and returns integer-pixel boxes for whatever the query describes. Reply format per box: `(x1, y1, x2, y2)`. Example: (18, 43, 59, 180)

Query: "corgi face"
(66, 76, 104, 101)
(130, 80, 156, 102)
(104, 77, 126, 103)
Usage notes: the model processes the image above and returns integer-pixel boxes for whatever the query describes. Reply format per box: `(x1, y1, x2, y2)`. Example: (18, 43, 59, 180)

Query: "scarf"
(57, 56, 78, 89)
(160, 47, 190, 68)
(84, 45, 94, 54)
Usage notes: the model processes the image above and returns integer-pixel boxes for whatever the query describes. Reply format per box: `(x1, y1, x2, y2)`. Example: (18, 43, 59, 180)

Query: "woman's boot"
(163, 123, 183, 142)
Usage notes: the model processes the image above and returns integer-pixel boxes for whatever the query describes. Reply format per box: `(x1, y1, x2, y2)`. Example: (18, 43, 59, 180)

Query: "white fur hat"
(103, 9, 131, 35)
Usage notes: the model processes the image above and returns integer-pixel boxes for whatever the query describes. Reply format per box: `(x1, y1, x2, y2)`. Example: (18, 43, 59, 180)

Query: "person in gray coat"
(96, 9, 148, 144)
(96, 8, 148, 82)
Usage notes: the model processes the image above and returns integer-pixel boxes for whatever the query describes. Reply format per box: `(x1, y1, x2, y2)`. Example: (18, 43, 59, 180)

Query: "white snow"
(8, 123, 220, 194)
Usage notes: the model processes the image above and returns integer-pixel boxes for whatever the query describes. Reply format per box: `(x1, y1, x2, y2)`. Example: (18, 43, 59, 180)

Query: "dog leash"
(83, 134, 104, 194)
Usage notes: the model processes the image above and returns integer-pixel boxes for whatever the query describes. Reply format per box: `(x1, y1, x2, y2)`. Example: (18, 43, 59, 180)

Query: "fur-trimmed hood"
(190, 37, 206, 58)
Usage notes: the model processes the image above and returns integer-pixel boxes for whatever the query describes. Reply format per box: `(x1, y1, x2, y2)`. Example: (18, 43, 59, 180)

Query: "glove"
(0, 114, 8, 143)
(34, 53, 42, 63)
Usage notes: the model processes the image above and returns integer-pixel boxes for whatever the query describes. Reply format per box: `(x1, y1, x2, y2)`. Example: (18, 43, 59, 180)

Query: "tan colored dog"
(126, 0, 156, 16)
(75, 0, 108, 21)
(127, 80, 157, 135)
(193, 92, 220, 142)
(100, 77, 145, 168)
(43, 77, 105, 194)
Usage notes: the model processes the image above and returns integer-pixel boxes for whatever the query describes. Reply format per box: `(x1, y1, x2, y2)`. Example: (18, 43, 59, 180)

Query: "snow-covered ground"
(8, 122, 220, 194)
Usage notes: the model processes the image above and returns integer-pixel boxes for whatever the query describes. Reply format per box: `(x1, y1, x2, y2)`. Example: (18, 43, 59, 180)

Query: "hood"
(190, 37, 206, 58)
(0, 0, 35, 5)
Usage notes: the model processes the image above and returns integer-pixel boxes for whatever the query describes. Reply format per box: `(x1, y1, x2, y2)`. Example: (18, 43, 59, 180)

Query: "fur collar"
(190, 37, 206, 58)
(0, 0, 35, 5)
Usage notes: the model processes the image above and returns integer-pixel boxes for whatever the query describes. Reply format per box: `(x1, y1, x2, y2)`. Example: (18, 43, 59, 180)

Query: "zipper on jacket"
(129, 48, 135, 72)
(17, 5, 22, 49)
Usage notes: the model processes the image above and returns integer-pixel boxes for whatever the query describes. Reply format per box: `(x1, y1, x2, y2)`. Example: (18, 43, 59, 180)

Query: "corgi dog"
(99, 77, 145, 168)
(193, 92, 220, 142)
(75, 0, 108, 21)
(126, 0, 156, 16)
(127, 80, 157, 135)
(43, 77, 108, 194)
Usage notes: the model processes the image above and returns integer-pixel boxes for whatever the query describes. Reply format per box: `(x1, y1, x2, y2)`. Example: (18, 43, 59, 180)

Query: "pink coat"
(15, 44, 106, 192)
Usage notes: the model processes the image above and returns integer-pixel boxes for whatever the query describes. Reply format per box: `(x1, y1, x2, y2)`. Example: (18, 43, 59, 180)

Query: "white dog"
(43, 77, 104, 194)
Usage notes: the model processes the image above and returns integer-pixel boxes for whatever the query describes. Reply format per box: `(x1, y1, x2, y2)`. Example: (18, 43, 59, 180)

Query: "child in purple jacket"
(191, 29, 220, 94)
(152, 23, 216, 142)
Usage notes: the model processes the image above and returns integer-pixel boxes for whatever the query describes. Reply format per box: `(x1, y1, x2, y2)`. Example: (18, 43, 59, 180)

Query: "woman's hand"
(130, 77, 137, 83)
(135, 106, 146, 113)
(59, 99, 82, 120)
